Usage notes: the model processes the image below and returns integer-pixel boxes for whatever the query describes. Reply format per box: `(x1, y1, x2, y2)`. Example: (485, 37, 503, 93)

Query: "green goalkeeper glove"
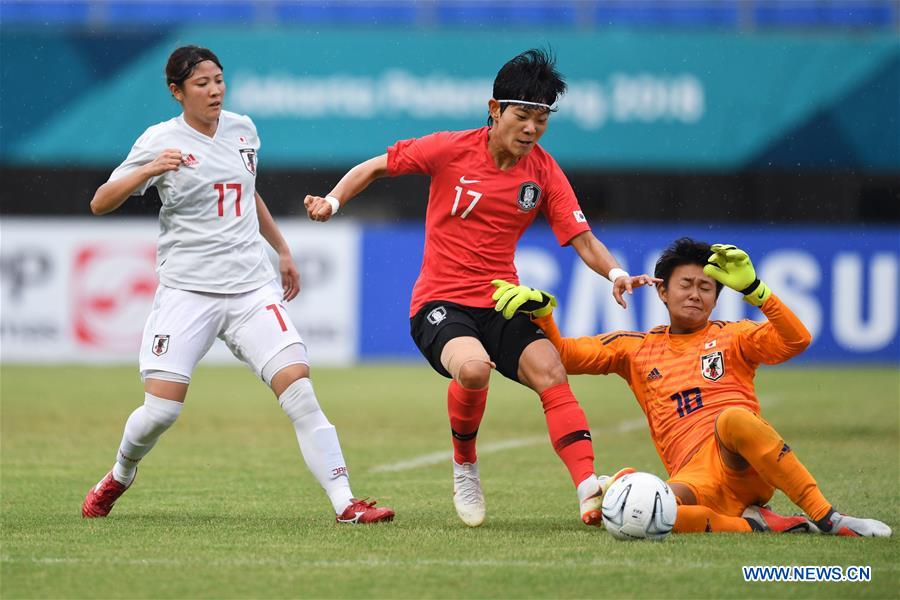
(491, 279, 557, 319)
(703, 244, 772, 307)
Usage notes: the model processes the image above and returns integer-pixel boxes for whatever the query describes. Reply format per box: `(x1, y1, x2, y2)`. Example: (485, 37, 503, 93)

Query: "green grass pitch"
(2, 364, 898, 598)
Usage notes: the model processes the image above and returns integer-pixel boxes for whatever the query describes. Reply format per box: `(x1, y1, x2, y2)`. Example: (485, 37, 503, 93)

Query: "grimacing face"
(488, 100, 549, 159)
(658, 263, 718, 333)
(170, 60, 225, 126)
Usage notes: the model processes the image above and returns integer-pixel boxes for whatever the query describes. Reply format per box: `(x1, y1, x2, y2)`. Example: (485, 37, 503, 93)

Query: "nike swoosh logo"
(337, 511, 365, 524)
(459, 176, 480, 184)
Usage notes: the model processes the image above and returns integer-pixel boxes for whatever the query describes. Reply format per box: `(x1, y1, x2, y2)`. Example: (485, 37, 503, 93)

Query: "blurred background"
(1, 0, 898, 367)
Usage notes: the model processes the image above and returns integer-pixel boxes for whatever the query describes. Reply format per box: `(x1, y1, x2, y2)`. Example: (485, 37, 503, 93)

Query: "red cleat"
(742, 505, 811, 533)
(82, 471, 131, 518)
(336, 498, 395, 524)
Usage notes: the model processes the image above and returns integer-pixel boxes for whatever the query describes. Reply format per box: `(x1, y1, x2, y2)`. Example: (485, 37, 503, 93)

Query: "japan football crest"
(517, 182, 542, 212)
(700, 351, 724, 381)
(239, 148, 257, 175)
(152, 334, 170, 356)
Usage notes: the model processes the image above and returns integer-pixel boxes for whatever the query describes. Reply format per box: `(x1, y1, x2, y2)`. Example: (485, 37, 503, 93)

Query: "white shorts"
(139, 280, 307, 380)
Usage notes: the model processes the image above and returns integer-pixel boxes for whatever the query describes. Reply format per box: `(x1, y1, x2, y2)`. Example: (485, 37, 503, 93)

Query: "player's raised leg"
(517, 339, 607, 526)
(441, 337, 491, 527)
(715, 407, 890, 537)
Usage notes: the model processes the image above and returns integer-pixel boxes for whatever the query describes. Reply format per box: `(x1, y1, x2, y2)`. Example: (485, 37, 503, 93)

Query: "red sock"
(447, 380, 487, 465)
(539, 383, 595, 486)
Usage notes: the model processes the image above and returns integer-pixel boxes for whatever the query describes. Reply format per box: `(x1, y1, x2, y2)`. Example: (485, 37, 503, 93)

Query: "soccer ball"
(601, 471, 677, 541)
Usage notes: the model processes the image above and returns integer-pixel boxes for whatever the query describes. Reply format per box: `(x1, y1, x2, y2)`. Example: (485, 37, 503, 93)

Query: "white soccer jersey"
(109, 110, 276, 293)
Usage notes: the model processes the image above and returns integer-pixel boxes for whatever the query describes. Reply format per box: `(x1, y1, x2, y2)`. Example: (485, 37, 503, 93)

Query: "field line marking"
(369, 417, 646, 473)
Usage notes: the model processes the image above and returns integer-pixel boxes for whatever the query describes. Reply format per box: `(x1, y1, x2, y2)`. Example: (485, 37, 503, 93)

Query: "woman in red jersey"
(305, 49, 656, 527)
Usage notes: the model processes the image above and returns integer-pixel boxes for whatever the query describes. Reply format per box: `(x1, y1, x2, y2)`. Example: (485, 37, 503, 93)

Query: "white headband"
(496, 99, 558, 112)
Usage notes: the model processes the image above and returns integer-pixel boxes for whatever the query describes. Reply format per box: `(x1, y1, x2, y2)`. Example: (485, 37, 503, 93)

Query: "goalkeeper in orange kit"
(492, 238, 891, 536)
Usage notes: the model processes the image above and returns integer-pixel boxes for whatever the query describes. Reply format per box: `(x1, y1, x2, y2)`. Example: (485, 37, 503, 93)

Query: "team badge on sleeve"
(573, 210, 586, 223)
(517, 182, 542, 212)
(239, 148, 257, 175)
(152, 334, 170, 356)
(700, 351, 724, 381)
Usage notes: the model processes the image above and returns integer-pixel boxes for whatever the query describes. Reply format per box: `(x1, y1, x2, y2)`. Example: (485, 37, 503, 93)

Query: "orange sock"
(447, 380, 487, 465)
(539, 383, 595, 486)
(716, 407, 831, 521)
(674, 504, 752, 533)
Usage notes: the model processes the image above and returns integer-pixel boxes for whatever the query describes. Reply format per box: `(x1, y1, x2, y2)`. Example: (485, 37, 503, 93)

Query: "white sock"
(576, 474, 601, 502)
(279, 378, 354, 514)
(112, 393, 183, 485)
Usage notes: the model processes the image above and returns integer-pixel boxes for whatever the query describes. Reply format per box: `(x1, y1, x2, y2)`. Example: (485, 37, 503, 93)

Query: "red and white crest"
(152, 334, 170, 356)
(700, 351, 724, 381)
(239, 148, 256, 175)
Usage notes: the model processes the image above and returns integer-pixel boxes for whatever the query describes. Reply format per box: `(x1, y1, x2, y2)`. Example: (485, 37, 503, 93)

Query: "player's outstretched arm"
(491, 279, 626, 376)
(531, 309, 626, 376)
(256, 192, 300, 301)
(569, 232, 660, 309)
(90, 149, 182, 215)
(704, 243, 811, 362)
(305, 154, 389, 222)
(703, 244, 771, 306)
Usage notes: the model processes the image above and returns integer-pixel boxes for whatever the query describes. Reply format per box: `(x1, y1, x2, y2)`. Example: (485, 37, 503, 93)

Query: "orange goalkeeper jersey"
(533, 295, 811, 476)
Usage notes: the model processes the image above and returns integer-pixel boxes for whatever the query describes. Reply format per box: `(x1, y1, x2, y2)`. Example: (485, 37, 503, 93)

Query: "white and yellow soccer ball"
(601, 471, 677, 541)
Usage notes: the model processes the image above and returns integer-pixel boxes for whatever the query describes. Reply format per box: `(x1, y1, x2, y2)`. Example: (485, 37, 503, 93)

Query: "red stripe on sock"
(539, 383, 595, 486)
(447, 380, 487, 465)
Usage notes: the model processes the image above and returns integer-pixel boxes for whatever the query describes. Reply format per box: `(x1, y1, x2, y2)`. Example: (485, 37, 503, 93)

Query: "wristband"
(608, 267, 629, 283)
(324, 195, 341, 215)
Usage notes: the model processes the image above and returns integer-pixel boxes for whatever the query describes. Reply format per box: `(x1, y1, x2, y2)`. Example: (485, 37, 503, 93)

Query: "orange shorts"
(668, 436, 774, 517)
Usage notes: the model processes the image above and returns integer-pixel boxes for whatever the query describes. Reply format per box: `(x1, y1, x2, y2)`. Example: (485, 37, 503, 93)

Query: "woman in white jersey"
(81, 45, 394, 525)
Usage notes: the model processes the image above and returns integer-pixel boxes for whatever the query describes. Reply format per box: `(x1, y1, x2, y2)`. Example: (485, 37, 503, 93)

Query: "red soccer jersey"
(387, 127, 591, 316)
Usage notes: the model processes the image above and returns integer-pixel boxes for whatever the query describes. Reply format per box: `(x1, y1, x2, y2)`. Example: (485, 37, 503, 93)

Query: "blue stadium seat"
(274, 2, 417, 25)
(104, 1, 257, 24)
(0, 0, 895, 29)
(754, 1, 895, 28)
(594, 1, 740, 28)
(436, 1, 579, 27)
(0, 1, 91, 24)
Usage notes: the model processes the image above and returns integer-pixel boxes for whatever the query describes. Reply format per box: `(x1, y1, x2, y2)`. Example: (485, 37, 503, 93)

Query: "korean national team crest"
(427, 306, 447, 325)
(517, 182, 542, 212)
(152, 334, 170, 356)
(700, 351, 724, 381)
(239, 148, 257, 175)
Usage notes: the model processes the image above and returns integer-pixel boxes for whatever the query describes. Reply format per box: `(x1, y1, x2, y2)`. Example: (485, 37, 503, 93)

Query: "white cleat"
(578, 476, 604, 527)
(581, 467, 636, 527)
(812, 509, 892, 537)
(453, 461, 486, 527)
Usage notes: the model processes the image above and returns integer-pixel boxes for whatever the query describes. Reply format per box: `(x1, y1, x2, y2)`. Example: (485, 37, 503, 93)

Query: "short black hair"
(489, 48, 566, 125)
(654, 237, 723, 296)
(165, 45, 223, 89)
